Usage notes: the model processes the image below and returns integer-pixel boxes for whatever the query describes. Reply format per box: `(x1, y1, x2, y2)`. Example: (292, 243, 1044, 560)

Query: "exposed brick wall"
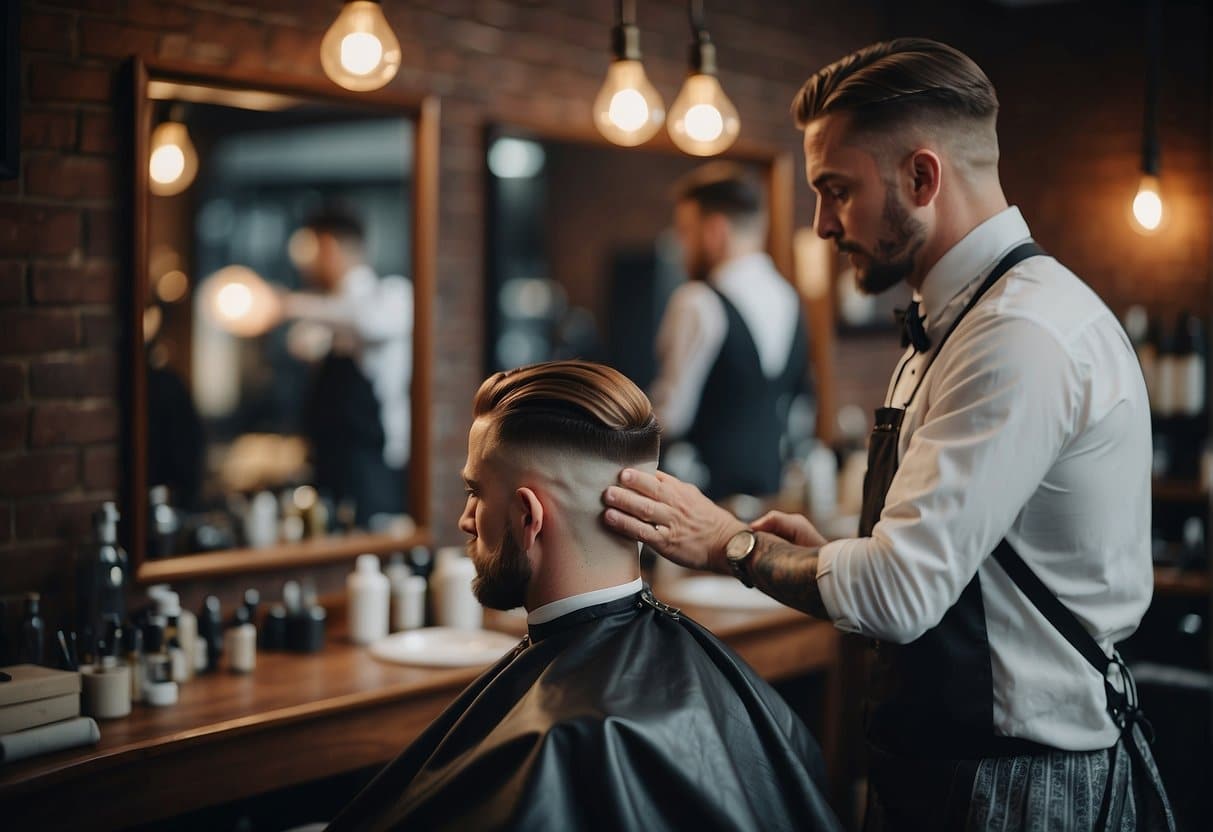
(1, 0, 1208, 621)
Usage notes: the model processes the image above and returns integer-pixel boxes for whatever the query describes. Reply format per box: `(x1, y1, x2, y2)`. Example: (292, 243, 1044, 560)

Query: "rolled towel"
(0, 717, 100, 764)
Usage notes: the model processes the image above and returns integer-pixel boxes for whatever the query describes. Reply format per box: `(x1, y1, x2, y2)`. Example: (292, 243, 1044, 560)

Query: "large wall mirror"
(483, 124, 834, 483)
(128, 60, 437, 583)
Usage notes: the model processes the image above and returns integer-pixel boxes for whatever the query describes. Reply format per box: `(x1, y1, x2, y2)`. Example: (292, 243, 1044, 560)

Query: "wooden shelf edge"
(135, 528, 431, 584)
(1153, 566, 1211, 597)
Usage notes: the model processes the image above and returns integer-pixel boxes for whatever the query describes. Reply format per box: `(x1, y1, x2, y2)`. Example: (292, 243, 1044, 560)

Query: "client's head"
(459, 360, 661, 611)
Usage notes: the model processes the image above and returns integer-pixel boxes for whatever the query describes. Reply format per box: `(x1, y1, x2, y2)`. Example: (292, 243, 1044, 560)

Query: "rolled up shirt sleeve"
(817, 311, 1080, 643)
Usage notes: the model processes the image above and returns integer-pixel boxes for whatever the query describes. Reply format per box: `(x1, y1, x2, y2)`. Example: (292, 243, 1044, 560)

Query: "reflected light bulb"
(1131, 174, 1163, 232)
(321, 1, 402, 92)
(668, 74, 740, 157)
(594, 60, 664, 146)
(201, 266, 280, 337)
(148, 121, 198, 196)
(216, 282, 253, 322)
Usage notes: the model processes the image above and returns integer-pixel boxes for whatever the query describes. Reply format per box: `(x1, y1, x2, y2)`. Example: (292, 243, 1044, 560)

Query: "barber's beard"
(840, 188, 926, 296)
(470, 524, 533, 611)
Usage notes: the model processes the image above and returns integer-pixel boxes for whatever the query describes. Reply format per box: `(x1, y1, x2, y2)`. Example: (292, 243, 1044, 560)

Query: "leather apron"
(858, 242, 1047, 830)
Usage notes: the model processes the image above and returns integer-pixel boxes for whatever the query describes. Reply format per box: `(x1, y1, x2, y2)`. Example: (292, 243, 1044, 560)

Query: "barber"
(604, 38, 1173, 832)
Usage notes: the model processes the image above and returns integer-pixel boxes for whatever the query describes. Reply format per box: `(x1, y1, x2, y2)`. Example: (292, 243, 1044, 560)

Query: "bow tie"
(895, 300, 931, 352)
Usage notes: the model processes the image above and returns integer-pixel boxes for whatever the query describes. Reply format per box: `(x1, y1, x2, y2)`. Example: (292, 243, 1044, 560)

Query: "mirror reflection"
(144, 81, 415, 559)
(484, 130, 815, 500)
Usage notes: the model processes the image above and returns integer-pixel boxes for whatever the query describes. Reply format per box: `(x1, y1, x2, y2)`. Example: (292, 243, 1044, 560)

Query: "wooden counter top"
(0, 602, 839, 830)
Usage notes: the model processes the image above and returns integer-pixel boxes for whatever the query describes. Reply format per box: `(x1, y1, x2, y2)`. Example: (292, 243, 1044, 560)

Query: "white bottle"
(347, 554, 390, 644)
(804, 442, 839, 521)
(245, 490, 279, 548)
(432, 553, 482, 631)
(394, 575, 427, 631)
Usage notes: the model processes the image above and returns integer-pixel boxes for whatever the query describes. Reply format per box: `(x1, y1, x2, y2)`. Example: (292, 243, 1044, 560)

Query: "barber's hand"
(751, 511, 828, 548)
(602, 468, 746, 574)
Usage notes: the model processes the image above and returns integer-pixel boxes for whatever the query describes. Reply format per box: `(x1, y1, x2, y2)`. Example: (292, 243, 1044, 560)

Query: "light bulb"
(593, 60, 665, 146)
(668, 73, 740, 156)
(1131, 174, 1163, 232)
(148, 121, 198, 196)
(200, 266, 280, 337)
(320, 1, 401, 92)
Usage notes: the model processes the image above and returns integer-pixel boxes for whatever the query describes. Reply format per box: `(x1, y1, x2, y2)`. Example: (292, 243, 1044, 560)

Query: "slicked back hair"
(473, 360, 660, 464)
(672, 162, 766, 226)
(792, 38, 998, 143)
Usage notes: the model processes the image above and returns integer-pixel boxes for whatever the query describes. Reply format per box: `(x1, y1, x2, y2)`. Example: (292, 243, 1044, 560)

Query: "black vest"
(685, 288, 808, 500)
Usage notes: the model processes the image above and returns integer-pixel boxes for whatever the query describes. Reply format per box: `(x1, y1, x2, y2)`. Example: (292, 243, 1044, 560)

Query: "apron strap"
(992, 540, 1175, 830)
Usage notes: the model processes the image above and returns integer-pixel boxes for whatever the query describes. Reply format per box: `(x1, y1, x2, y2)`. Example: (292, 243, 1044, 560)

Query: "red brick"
(30, 61, 113, 103)
(29, 353, 115, 398)
(79, 111, 116, 154)
(125, 0, 193, 28)
(0, 542, 73, 604)
(0, 362, 25, 401)
(22, 109, 78, 150)
(0, 310, 79, 354)
(0, 449, 79, 496)
(0, 406, 30, 451)
(14, 497, 100, 542)
(80, 311, 118, 346)
(21, 12, 73, 54)
(82, 444, 117, 491)
(80, 20, 159, 59)
(85, 207, 114, 257)
(31, 262, 115, 304)
(0, 203, 82, 258)
(0, 262, 24, 305)
(41, 0, 119, 13)
(25, 155, 113, 200)
(30, 402, 118, 447)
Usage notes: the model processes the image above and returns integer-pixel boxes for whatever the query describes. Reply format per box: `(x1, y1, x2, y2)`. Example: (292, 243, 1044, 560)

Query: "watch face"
(726, 530, 755, 561)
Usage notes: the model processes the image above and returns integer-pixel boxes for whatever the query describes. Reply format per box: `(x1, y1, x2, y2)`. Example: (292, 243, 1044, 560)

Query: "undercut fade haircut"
(791, 38, 998, 137)
(303, 203, 365, 247)
(672, 162, 765, 225)
(473, 360, 661, 464)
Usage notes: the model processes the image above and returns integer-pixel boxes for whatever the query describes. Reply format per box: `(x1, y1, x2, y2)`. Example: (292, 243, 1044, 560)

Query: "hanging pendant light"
(320, 0, 402, 92)
(148, 106, 198, 197)
(593, 0, 664, 146)
(1131, 0, 1163, 233)
(667, 0, 739, 157)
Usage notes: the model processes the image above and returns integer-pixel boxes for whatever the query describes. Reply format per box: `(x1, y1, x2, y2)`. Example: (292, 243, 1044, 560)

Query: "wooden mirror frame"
(481, 116, 835, 441)
(126, 58, 437, 584)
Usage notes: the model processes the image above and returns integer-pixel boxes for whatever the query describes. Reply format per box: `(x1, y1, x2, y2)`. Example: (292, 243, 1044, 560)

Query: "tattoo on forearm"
(750, 535, 829, 620)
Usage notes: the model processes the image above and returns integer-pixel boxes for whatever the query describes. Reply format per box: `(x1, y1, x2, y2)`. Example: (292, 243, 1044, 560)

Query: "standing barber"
(605, 39, 1173, 831)
(650, 164, 808, 500)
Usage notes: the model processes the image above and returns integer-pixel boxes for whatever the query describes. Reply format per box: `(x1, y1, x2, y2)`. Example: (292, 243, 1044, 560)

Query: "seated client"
(327, 360, 841, 831)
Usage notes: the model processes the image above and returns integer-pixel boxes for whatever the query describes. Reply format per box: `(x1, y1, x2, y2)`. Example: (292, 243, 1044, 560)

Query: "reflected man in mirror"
(651, 164, 810, 500)
(278, 205, 412, 527)
(328, 360, 841, 832)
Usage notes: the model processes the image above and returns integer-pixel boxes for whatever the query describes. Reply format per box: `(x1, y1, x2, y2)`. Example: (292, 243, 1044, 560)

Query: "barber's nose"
(814, 200, 841, 241)
(458, 500, 476, 536)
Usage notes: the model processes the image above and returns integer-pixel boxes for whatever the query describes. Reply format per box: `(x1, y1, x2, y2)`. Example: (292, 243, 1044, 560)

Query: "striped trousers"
(966, 727, 1175, 831)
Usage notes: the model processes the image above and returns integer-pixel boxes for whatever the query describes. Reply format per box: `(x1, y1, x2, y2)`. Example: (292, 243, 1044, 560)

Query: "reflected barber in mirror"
(606, 39, 1174, 831)
(278, 206, 413, 527)
(652, 164, 809, 500)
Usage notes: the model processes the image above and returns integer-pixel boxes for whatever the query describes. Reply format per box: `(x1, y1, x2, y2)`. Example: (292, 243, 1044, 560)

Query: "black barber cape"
(327, 590, 842, 832)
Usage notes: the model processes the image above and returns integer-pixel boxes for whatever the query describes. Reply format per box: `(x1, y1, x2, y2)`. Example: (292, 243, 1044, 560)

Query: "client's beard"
(470, 524, 533, 611)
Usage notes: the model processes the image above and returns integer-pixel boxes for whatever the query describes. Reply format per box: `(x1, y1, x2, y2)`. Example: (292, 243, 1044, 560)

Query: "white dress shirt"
(817, 207, 1153, 751)
(527, 578, 645, 626)
(651, 252, 802, 438)
(284, 264, 412, 468)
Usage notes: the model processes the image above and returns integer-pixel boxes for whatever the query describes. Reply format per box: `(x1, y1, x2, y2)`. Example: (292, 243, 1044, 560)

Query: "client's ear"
(512, 487, 544, 552)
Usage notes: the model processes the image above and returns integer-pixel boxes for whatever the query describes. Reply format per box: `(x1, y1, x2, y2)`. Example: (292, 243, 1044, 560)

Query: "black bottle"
(19, 593, 46, 666)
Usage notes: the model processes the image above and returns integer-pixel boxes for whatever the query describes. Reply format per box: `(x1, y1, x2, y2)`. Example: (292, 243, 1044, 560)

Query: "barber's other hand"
(751, 511, 827, 548)
(602, 469, 746, 574)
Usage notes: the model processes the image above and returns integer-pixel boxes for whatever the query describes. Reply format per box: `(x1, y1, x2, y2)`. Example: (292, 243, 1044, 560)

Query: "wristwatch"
(724, 529, 758, 588)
